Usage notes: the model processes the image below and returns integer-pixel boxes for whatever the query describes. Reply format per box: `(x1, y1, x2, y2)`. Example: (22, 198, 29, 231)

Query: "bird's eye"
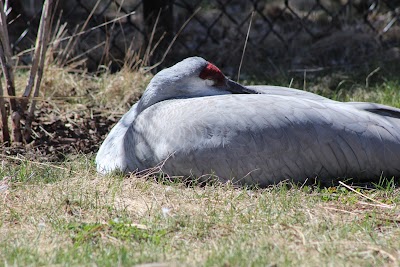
(205, 79, 215, 86)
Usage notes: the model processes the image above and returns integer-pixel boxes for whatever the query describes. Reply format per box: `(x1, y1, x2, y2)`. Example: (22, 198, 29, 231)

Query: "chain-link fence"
(8, 0, 400, 76)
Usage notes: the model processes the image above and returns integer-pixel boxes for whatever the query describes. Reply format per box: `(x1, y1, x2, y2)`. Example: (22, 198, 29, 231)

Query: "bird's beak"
(225, 79, 260, 94)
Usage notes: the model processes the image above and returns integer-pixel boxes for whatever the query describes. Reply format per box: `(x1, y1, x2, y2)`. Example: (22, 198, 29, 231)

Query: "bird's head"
(137, 57, 250, 113)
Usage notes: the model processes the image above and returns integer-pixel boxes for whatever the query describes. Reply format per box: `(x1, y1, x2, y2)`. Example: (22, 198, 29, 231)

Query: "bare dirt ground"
(2, 66, 148, 163)
(2, 102, 117, 162)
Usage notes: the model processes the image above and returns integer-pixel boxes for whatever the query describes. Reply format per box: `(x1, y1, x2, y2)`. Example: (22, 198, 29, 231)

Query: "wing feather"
(124, 94, 400, 184)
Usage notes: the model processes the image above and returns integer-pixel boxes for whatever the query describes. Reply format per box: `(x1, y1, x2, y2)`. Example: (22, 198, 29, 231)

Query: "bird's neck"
(137, 88, 162, 114)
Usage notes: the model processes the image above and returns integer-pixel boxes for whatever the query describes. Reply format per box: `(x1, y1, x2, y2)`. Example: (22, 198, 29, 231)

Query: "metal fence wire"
(8, 0, 400, 76)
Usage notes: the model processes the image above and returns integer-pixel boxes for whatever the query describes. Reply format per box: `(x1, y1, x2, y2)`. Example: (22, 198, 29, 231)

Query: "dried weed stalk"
(0, 0, 54, 144)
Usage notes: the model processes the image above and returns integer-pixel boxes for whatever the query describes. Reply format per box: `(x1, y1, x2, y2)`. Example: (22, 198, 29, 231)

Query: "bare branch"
(24, 0, 54, 141)
(0, 0, 15, 105)
(0, 0, 20, 142)
(146, 7, 201, 72)
(0, 75, 9, 143)
(0, 0, 12, 62)
(22, 0, 54, 100)
(58, 0, 102, 66)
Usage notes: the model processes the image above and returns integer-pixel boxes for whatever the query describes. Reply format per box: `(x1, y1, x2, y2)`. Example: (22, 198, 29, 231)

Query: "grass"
(0, 158, 399, 266)
(1, 68, 400, 266)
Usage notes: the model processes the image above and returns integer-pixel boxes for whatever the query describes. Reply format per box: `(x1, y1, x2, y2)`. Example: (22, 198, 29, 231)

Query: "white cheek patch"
(205, 79, 215, 87)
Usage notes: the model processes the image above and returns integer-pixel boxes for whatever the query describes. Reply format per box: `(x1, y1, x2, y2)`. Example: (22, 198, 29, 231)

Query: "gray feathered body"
(97, 87, 400, 186)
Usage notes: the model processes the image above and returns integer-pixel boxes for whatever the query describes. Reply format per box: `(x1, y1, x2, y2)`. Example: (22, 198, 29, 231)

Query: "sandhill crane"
(96, 57, 400, 186)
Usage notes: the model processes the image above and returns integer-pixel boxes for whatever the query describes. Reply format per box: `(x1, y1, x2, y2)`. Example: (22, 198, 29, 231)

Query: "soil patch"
(1, 102, 119, 162)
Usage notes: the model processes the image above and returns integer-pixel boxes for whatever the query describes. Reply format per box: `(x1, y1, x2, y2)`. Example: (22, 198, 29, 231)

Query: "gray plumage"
(96, 57, 400, 186)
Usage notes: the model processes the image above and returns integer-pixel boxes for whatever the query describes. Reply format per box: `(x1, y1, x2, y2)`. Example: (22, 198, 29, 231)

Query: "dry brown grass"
(12, 63, 151, 124)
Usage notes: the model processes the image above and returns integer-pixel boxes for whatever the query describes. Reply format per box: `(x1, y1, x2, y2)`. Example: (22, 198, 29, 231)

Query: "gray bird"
(96, 56, 400, 186)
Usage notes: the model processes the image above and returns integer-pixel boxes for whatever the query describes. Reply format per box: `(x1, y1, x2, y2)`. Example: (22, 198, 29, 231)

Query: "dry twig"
(0, 0, 20, 142)
(0, 71, 9, 142)
(23, 0, 55, 140)
(237, 11, 254, 83)
(338, 181, 394, 209)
